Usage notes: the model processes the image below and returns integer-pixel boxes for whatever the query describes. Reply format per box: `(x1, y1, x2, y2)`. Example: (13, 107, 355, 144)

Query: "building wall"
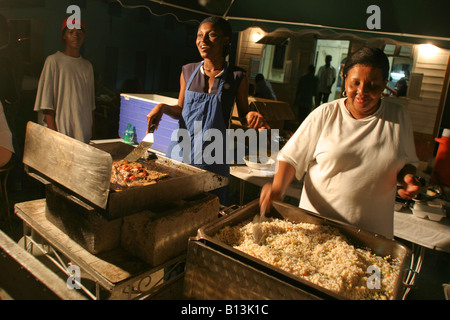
(236, 27, 265, 79)
(235, 28, 450, 141)
(410, 45, 450, 136)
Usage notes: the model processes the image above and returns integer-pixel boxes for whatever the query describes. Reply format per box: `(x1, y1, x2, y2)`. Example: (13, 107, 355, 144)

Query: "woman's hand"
(246, 111, 270, 130)
(146, 103, 164, 133)
(397, 173, 421, 200)
(259, 161, 296, 213)
(259, 183, 284, 214)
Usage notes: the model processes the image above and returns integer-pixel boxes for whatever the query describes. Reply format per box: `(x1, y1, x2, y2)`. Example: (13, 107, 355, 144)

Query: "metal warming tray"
(184, 199, 412, 300)
(23, 122, 227, 219)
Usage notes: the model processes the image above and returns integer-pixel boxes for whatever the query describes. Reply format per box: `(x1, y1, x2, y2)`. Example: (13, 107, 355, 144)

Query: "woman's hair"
(199, 16, 232, 56)
(343, 47, 390, 81)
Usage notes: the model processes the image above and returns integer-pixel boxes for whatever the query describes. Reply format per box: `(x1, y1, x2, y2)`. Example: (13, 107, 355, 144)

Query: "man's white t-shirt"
(278, 98, 419, 238)
(34, 51, 95, 143)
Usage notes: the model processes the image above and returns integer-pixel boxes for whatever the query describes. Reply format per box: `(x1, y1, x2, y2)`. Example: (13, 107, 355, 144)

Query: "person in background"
(260, 47, 420, 239)
(146, 16, 268, 205)
(254, 73, 277, 100)
(0, 101, 13, 168)
(295, 64, 318, 123)
(315, 54, 336, 106)
(0, 14, 24, 190)
(0, 14, 23, 128)
(34, 18, 95, 144)
(386, 78, 408, 97)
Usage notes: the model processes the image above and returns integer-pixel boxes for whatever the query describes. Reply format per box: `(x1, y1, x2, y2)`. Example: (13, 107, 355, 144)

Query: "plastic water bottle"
(124, 123, 133, 145)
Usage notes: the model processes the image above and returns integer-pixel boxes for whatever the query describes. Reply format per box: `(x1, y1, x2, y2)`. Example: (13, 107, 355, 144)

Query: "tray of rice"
(184, 199, 412, 300)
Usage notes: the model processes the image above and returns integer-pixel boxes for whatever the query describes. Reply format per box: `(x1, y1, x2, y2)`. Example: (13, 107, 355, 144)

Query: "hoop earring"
(342, 90, 347, 97)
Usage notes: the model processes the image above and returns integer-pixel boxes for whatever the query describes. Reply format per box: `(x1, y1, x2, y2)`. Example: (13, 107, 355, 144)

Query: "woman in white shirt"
(260, 47, 420, 239)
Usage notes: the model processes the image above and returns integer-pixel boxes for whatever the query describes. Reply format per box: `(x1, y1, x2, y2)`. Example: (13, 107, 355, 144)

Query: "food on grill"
(214, 217, 400, 300)
(111, 159, 170, 187)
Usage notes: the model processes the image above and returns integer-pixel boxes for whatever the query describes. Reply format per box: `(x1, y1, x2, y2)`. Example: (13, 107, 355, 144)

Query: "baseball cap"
(61, 17, 86, 34)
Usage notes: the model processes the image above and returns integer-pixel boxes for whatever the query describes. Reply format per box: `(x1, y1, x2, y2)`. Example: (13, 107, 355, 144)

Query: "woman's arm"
(235, 74, 269, 129)
(260, 161, 296, 213)
(146, 72, 186, 132)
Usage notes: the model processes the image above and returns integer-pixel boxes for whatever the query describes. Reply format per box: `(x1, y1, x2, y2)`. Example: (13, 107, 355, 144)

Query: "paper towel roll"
(443, 128, 450, 138)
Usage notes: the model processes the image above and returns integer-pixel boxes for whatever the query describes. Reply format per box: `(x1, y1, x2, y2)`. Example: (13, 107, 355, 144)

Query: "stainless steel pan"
(187, 199, 412, 300)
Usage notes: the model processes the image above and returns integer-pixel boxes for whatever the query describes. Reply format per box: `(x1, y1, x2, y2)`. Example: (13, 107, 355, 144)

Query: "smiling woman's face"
(345, 64, 387, 119)
(196, 22, 229, 60)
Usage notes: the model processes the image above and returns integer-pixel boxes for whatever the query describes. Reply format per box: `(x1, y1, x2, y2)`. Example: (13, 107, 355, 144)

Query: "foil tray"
(184, 199, 412, 300)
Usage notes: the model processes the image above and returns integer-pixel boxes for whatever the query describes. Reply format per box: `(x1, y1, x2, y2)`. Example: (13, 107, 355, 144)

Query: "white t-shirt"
(0, 101, 13, 153)
(34, 51, 95, 143)
(278, 98, 419, 238)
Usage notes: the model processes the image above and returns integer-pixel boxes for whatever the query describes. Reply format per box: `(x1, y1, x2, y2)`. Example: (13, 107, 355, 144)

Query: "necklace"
(202, 59, 224, 72)
(201, 64, 224, 78)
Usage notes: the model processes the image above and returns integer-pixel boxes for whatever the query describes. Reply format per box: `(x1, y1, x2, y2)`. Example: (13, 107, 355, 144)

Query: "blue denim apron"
(166, 62, 230, 203)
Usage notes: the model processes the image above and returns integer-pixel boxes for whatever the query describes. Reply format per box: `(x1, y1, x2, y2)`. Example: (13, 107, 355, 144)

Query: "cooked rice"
(214, 217, 400, 300)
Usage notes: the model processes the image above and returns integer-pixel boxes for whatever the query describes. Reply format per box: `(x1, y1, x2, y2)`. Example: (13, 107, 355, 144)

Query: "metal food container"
(184, 199, 412, 300)
(23, 122, 227, 220)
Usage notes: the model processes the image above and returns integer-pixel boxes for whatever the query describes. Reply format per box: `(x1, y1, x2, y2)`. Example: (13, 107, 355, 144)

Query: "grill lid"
(23, 122, 113, 209)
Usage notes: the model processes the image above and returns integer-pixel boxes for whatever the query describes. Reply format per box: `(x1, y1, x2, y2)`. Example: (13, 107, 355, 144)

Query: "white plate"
(243, 155, 275, 170)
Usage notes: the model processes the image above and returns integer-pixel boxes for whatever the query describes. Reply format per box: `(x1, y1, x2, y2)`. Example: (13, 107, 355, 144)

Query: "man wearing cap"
(34, 18, 95, 143)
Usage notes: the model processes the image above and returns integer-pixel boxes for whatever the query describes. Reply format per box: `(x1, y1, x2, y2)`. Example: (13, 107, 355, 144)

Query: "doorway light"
(418, 44, 440, 58)
(251, 28, 264, 43)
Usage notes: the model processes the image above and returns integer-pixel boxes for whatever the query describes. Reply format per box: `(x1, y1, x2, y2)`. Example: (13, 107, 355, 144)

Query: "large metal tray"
(186, 199, 412, 300)
(23, 122, 227, 219)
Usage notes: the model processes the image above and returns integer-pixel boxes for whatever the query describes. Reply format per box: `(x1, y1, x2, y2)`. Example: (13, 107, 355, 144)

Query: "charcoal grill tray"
(190, 199, 412, 300)
(23, 122, 227, 219)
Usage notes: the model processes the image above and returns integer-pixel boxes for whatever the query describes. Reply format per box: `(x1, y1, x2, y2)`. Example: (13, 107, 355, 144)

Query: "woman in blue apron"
(146, 16, 268, 205)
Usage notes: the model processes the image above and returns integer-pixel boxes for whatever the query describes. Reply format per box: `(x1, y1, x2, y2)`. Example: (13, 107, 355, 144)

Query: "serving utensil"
(124, 124, 156, 162)
(253, 204, 266, 244)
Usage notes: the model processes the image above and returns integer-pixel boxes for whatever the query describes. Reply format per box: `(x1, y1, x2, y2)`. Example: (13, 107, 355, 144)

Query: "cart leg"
(402, 244, 425, 299)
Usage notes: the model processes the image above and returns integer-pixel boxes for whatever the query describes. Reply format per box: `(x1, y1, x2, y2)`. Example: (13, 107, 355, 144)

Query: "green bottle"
(124, 123, 133, 145)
